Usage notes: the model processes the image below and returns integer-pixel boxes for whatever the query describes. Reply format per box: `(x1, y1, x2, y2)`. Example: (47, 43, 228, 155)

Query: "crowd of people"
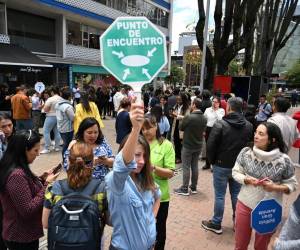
(0, 82, 299, 250)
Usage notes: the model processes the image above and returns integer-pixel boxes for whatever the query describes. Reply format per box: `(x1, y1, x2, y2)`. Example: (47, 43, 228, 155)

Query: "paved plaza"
(32, 116, 300, 250)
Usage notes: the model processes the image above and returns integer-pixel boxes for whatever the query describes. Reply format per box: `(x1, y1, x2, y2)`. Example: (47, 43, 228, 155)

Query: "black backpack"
(47, 179, 103, 250)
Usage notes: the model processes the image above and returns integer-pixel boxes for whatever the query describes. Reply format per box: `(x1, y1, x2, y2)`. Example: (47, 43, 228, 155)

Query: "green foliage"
(226, 59, 240, 76)
(266, 85, 277, 104)
(165, 65, 185, 86)
(286, 59, 300, 84)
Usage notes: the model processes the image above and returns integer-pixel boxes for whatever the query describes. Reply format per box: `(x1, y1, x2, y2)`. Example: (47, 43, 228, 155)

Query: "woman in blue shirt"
(64, 117, 114, 181)
(105, 102, 161, 250)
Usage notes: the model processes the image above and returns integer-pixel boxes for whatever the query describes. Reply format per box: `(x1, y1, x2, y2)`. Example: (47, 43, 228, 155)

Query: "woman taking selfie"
(232, 122, 297, 250)
(142, 115, 175, 250)
(105, 102, 161, 250)
(0, 130, 58, 250)
(64, 117, 114, 181)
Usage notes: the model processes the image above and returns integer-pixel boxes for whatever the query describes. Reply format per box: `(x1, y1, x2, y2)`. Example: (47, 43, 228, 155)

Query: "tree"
(165, 65, 185, 86)
(196, 0, 299, 89)
(196, 0, 264, 89)
(251, 0, 300, 77)
(286, 59, 300, 84)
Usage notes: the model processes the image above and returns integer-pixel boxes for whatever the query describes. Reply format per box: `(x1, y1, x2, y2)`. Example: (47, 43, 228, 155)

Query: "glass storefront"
(94, 0, 169, 28)
(7, 9, 56, 54)
(67, 20, 104, 49)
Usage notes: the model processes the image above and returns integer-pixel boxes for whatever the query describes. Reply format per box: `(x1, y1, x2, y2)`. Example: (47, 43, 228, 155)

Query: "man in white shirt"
(113, 88, 126, 116)
(268, 96, 299, 152)
(41, 86, 64, 154)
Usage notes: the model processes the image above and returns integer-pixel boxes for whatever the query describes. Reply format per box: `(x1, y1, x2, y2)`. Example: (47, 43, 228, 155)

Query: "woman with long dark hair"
(233, 122, 298, 250)
(64, 117, 114, 181)
(150, 104, 170, 137)
(202, 96, 225, 169)
(74, 91, 104, 133)
(105, 102, 160, 250)
(170, 93, 190, 163)
(0, 130, 58, 250)
(142, 115, 175, 250)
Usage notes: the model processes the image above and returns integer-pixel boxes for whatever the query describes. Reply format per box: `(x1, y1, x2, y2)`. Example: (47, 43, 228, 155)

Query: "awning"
(0, 44, 53, 68)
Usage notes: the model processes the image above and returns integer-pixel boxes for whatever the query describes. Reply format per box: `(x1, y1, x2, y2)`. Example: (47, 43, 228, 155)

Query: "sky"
(171, 0, 215, 55)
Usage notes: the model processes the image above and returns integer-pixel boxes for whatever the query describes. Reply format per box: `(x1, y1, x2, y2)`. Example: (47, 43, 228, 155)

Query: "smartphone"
(52, 163, 62, 174)
(257, 177, 270, 184)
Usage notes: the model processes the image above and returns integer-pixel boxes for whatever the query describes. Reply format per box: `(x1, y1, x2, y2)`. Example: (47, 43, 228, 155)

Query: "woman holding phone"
(64, 117, 114, 181)
(232, 122, 298, 250)
(0, 130, 58, 250)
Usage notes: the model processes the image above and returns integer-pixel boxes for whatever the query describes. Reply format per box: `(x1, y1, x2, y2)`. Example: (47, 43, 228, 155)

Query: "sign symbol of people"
(100, 16, 167, 94)
(251, 199, 282, 234)
(34, 82, 45, 94)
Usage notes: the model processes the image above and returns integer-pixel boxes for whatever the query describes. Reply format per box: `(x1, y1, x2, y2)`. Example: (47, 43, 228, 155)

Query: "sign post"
(251, 199, 282, 234)
(100, 16, 167, 101)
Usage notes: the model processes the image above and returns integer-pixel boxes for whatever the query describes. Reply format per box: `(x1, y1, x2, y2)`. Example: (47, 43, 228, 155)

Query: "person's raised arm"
(122, 102, 144, 165)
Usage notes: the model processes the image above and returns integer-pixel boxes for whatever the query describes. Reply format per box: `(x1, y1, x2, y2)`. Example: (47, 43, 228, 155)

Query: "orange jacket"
(11, 93, 32, 120)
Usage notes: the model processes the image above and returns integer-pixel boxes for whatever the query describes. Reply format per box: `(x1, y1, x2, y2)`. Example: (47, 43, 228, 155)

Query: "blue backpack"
(47, 179, 103, 250)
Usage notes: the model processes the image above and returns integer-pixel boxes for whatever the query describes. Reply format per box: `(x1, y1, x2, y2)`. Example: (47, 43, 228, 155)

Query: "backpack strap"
(59, 179, 69, 196)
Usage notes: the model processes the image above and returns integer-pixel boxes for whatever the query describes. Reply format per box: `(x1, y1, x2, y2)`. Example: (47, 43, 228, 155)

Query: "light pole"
(200, 0, 210, 91)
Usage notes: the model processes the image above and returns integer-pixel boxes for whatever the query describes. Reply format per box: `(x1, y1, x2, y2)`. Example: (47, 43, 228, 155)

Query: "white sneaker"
(54, 147, 61, 152)
(40, 149, 51, 154)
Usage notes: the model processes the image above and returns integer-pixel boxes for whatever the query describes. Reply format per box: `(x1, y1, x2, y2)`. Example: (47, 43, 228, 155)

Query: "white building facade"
(0, 0, 172, 88)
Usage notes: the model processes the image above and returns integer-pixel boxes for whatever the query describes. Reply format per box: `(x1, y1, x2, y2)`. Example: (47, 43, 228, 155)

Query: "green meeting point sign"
(100, 16, 167, 100)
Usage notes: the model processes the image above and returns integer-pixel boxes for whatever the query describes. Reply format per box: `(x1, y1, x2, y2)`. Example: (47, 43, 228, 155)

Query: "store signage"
(100, 16, 167, 88)
(251, 199, 282, 234)
(20, 67, 42, 73)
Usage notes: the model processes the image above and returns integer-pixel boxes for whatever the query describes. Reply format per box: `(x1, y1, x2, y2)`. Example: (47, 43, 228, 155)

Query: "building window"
(67, 20, 103, 49)
(67, 21, 81, 46)
(0, 3, 6, 34)
(93, 0, 169, 28)
(7, 9, 55, 53)
(107, 0, 127, 12)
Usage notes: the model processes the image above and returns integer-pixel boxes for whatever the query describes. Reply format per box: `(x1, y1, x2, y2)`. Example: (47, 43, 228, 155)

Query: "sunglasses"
(83, 159, 94, 169)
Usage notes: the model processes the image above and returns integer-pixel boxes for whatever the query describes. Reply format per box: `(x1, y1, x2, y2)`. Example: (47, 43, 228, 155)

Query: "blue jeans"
(212, 165, 241, 225)
(43, 116, 61, 150)
(60, 131, 74, 160)
(16, 119, 33, 131)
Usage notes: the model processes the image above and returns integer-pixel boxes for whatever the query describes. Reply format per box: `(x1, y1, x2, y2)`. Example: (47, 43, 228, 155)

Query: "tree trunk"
(196, 0, 214, 90)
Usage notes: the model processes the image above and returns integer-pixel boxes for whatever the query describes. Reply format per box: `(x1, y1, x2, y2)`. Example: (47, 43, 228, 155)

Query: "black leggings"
(5, 240, 39, 250)
(173, 121, 182, 160)
(155, 202, 169, 250)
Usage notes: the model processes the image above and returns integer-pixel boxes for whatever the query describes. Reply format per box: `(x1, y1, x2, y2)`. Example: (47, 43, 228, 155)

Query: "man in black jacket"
(201, 97, 253, 234)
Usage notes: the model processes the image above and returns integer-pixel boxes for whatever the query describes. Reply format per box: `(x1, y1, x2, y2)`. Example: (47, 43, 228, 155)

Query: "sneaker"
(189, 186, 198, 194)
(40, 149, 51, 154)
(201, 220, 223, 234)
(54, 147, 61, 152)
(174, 187, 189, 196)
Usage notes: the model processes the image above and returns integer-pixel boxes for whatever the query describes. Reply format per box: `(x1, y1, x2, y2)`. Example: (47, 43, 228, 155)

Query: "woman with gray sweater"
(232, 122, 298, 250)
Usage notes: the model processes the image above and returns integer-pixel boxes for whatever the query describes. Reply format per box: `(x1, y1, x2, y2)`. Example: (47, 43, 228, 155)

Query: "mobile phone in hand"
(52, 163, 62, 174)
(256, 177, 270, 185)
